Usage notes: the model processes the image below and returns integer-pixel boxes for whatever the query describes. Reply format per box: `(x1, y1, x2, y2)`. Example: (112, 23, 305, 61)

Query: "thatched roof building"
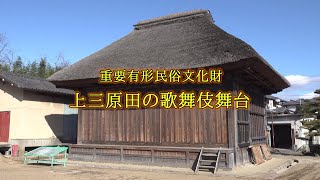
(49, 10, 289, 169)
(49, 10, 289, 94)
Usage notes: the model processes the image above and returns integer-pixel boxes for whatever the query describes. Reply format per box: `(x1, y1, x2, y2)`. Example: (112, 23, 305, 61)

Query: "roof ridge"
(134, 9, 211, 29)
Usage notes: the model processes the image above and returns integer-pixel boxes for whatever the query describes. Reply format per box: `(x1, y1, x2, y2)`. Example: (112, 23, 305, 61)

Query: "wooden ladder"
(195, 147, 221, 174)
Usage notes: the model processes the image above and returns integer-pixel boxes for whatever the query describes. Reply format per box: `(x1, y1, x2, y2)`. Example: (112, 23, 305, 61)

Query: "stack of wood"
(249, 144, 272, 165)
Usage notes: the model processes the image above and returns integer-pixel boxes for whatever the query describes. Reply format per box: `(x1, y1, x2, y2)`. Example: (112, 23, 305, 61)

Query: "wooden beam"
(232, 79, 239, 167)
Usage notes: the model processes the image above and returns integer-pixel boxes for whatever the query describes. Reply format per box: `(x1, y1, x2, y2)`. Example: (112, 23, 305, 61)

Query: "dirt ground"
(1, 154, 320, 180)
(274, 155, 320, 180)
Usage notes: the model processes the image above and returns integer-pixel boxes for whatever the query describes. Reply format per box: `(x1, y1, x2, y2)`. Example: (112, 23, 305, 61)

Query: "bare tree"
(55, 52, 69, 71)
(0, 33, 15, 71)
(0, 33, 9, 64)
(0, 33, 8, 55)
(1, 49, 15, 71)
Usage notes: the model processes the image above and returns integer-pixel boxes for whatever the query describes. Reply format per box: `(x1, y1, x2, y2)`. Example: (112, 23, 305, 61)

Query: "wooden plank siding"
(78, 107, 228, 147)
(65, 144, 234, 169)
(248, 89, 267, 145)
(73, 72, 269, 168)
(235, 79, 267, 146)
(232, 76, 268, 165)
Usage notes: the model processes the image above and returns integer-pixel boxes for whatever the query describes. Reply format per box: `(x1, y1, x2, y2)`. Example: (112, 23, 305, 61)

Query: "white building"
(266, 95, 319, 151)
(0, 71, 77, 154)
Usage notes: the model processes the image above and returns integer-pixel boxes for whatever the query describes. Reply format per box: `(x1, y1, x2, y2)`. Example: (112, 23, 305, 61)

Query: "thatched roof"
(0, 71, 73, 95)
(48, 10, 289, 93)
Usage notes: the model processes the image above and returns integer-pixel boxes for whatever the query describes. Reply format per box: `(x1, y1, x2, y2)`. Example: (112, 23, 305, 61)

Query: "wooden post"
(186, 151, 190, 165)
(233, 79, 239, 166)
(77, 109, 82, 144)
(228, 152, 234, 168)
(120, 147, 124, 162)
(227, 109, 235, 148)
(248, 105, 252, 144)
(93, 147, 97, 160)
(68, 145, 72, 159)
(271, 111, 275, 148)
(151, 149, 155, 163)
(226, 74, 235, 149)
(68, 145, 72, 153)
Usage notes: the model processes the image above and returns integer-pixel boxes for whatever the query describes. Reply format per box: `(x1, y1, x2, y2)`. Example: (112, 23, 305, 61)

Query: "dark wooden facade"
(64, 72, 269, 169)
(78, 108, 228, 147)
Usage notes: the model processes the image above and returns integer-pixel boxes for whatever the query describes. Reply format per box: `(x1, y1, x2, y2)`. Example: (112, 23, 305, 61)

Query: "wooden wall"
(236, 92, 266, 146)
(66, 144, 234, 169)
(77, 107, 228, 147)
(248, 88, 267, 145)
(235, 78, 267, 146)
(72, 72, 270, 167)
(233, 75, 268, 166)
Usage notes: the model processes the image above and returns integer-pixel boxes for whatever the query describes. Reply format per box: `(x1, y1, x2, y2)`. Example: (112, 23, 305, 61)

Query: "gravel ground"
(1, 154, 320, 180)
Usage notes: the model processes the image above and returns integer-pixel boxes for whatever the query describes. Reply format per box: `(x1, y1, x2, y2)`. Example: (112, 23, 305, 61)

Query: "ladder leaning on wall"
(195, 147, 221, 174)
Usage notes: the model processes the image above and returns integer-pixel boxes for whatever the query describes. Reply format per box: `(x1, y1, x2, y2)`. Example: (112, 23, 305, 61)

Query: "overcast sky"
(1, 0, 319, 100)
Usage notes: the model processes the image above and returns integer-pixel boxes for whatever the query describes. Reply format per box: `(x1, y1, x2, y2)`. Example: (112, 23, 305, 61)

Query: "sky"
(0, 0, 320, 100)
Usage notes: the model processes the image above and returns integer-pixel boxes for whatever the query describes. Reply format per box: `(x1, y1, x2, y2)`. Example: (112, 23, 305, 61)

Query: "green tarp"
(24, 146, 68, 167)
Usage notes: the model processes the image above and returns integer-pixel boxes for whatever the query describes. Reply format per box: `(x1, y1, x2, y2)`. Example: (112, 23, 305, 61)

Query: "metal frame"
(24, 146, 68, 167)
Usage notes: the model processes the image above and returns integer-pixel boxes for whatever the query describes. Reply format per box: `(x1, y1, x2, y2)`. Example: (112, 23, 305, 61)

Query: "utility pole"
(271, 110, 275, 148)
